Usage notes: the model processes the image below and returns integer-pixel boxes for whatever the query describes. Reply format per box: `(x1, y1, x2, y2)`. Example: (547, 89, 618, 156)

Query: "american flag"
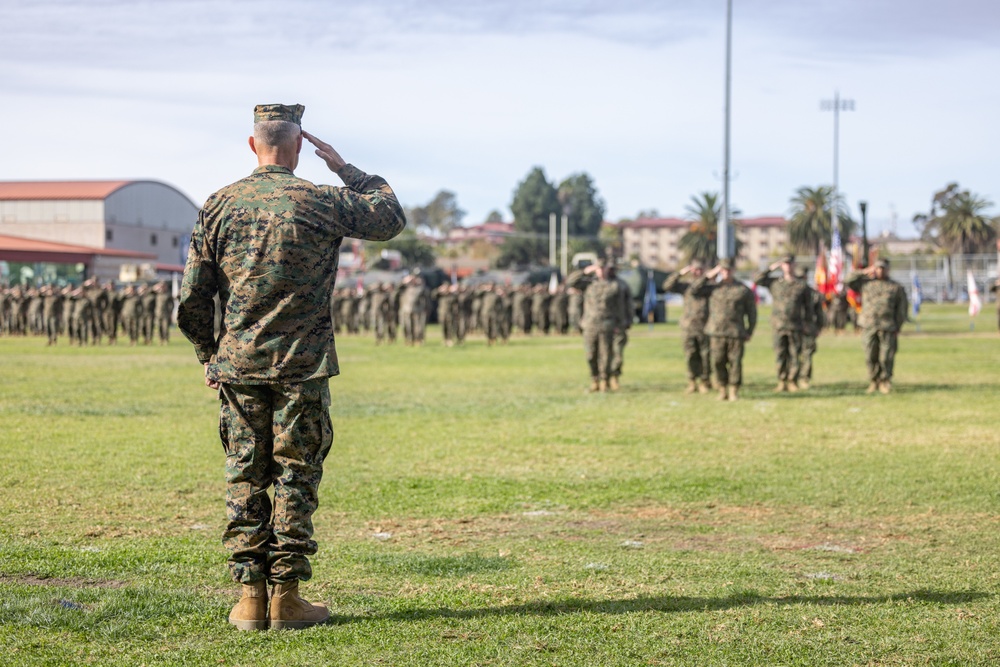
(828, 226, 844, 295)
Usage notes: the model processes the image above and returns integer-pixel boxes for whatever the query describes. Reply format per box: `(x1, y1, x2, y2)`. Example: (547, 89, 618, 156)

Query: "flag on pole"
(642, 270, 658, 322)
(815, 252, 829, 296)
(829, 226, 844, 294)
(968, 270, 981, 317)
(910, 273, 923, 316)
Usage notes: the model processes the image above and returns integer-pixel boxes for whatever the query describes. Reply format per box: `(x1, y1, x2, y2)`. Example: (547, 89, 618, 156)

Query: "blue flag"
(642, 270, 657, 321)
(911, 273, 923, 316)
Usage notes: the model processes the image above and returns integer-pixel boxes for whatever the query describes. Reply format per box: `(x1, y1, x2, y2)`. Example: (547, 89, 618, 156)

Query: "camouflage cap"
(690, 259, 705, 270)
(780, 254, 795, 265)
(253, 104, 304, 125)
(718, 257, 735, 270)
(874, 258, 889, 269)
(793, 265, 808, 279)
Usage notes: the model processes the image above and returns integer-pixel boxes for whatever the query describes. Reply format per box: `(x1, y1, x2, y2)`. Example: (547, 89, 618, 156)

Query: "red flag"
(815, 252, 830, 296)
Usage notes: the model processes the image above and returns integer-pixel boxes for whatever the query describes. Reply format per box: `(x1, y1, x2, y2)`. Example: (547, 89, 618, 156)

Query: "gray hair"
(253, 120, 300, 148)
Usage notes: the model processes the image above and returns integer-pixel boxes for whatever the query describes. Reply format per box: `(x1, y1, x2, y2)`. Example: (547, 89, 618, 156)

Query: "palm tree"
(787, 186, 855, 255)
(932, 190, 995, 255)
(679, 193, 742, 264)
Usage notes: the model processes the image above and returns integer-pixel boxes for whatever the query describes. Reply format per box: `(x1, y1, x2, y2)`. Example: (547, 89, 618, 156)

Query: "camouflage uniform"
(120, 286, 144, 345)
(662, 271, 711, 387)
(178, 144, 405, 585)
(846, 268, 908, 389)
(154, 282, 175, 344)
(695, 274, 757, 391)
(753, 269, 811, 387)
(797, 286, 826, 386)
(399, 279, 429, 345)
(41, 286, 63, 345)
(610, 277, 633, 383)
(567, 269, 627, 387)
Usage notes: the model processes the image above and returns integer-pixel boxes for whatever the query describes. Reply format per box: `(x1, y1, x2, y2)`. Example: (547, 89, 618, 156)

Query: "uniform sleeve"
(846, 272, 867, 292)
(895, 285, 909, 328)
(662, 273, 686, 294)
(177, 208, 219, 364)
(689, 276, 715, 298)
(566, 270, 590, 291)
(319, 165, 406, 242)
(753, 270, 774, 288)
(745, 289, 757, 338)
(619, 280, 633, 328)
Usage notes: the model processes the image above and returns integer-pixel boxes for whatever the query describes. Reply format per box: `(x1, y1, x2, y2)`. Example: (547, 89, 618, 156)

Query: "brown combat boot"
(228, 580, 268, 631)
(588, 378, 600, 393)
(879, 380, 892, 394)
(787, 380, 799, 393)
(727, 385, 739, 401)
(798, 379, 811, 390)
(269, 581, 329, 630)
(775, 381, 787, 392)
(698, 379, 711, 394)
(866, 381, 878, 394)
(598, 379, 608, 393)
(684, 380, 697, 394)
(717, 386, 728, 401)
(609, 376, 620, 392)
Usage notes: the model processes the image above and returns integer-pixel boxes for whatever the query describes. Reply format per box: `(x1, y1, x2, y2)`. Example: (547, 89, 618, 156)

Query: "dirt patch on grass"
(0, 573, 128, 589)
(338, 503, 988, 556)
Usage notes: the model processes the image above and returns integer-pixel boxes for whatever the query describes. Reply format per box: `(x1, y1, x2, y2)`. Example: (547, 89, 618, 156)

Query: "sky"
(2, 0, 999, 239)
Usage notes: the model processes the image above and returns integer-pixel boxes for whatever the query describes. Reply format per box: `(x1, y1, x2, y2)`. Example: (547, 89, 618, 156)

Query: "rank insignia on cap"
(253, 104, 304, 125)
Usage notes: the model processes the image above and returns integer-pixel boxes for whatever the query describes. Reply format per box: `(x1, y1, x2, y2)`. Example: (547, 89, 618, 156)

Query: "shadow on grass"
(334, 589, 991, 624)
(741, 381, 972, 399)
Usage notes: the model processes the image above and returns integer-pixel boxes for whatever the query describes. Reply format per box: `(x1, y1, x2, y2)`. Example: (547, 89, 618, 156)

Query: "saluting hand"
(303, 131, 347, 175)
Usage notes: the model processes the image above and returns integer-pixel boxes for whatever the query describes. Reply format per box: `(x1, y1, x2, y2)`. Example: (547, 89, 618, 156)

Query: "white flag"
(968, 270, 981, 317)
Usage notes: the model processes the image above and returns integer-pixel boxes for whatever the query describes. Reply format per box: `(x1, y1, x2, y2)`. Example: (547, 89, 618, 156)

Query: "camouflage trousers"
(798, 334, 817, 381)
(219, 379, 333, 585)
(772, 331, 801, 381)
(583, 327, 615, 380)
(611, 329, 628, 378)
(682, 332, 711, 382)
(863, 329, 898, 383)
(710, 336, 745, 387)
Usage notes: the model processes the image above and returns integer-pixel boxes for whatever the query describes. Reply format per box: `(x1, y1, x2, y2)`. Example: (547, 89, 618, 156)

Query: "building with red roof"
(0, 180, 198, 282)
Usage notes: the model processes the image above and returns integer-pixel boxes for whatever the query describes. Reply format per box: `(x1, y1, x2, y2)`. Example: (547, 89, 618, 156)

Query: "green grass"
(1, 303, 999, 665)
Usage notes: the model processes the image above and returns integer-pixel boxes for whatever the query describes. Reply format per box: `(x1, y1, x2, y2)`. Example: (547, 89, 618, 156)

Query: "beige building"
(0, 180, 199, 279)
(619, 215, 789, 269)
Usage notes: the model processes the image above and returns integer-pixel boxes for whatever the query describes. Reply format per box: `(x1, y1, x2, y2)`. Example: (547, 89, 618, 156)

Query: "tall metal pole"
(560, 214, 568, 277)
(821, 91, 854, 257)
(718, 0, 734, 261)
(549, 212, 557, 267)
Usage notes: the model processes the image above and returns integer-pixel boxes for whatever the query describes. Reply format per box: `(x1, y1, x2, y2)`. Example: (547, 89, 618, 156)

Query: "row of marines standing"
(0, 278, 175, 346)
(330, 276, 594, 347)
(663, 255, 908, 399)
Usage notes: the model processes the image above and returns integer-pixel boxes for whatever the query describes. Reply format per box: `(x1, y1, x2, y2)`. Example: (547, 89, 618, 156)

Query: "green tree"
(367, 225, 436, 269)
(678, 192, 742, 265)
(787, 186, 855, 255)
(557, 172, 606, 257)
(485, 209, 504, 223)
(497, 167, 560, 268)
(914, 183, 996, 255)
(406, 190, 465, 234)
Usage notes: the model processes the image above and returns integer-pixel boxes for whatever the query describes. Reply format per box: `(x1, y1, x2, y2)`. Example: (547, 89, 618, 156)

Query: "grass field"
(1, 303, 999, 666)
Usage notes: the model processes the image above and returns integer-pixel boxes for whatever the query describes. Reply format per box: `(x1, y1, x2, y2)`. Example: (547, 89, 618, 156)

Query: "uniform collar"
(252, 165, 294, 176)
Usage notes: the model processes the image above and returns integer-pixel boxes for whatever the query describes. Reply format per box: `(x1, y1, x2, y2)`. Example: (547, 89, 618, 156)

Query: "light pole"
(821, 91, 854, 256)
(858, 200, 869, 268)
(718, 0, 735, 261)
